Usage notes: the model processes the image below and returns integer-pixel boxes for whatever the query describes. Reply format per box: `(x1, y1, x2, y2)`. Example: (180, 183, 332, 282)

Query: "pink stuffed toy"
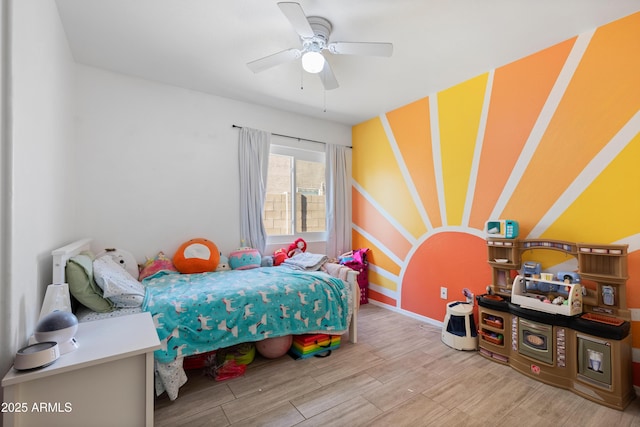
(287, 238, 307, 258)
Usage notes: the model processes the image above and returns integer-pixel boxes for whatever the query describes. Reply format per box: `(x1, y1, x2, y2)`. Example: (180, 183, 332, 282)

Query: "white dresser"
(2, 312, 160, 427)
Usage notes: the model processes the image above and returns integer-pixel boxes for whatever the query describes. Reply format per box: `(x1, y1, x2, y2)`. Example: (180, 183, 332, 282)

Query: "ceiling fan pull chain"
(323, 90, 327, 113)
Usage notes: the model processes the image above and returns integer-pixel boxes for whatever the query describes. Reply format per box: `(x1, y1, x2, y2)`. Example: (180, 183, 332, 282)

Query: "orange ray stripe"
(351, 187, 413, 261)
(352, 229, 402, 276)
(352, 118, 427, 238)
(386, 97, 442, 228)
(501, 13, 640, 234)
(469, 38, 576, 230)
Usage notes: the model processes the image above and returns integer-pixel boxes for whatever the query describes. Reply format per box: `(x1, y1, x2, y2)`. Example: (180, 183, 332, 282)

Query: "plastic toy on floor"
(441, 288, 478, 351)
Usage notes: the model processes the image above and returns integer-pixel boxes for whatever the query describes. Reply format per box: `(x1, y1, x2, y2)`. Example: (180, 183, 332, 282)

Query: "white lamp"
(38, 283, 72, 319)
(33, 283, 79, 354)
(302, 51, 325, 74)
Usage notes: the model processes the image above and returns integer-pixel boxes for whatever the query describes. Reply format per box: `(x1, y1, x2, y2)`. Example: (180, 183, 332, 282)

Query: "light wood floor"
(155, 304, 640, 426)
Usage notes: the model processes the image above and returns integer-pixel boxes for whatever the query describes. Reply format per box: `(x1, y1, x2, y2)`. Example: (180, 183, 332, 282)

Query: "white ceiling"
(55, 0, 640, 125)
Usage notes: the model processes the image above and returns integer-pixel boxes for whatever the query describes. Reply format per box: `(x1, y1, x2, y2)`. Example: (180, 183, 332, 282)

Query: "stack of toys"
(289, 334, 341, 359)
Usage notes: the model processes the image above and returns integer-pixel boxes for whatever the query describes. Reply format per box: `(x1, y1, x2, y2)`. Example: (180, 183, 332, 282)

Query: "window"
(263, 140, 326, 242)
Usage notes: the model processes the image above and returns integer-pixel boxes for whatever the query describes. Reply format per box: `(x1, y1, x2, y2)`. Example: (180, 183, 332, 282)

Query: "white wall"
(1, 0, 77, 392)
(0, 0, 350, 393)
(74, 65, 351, 262)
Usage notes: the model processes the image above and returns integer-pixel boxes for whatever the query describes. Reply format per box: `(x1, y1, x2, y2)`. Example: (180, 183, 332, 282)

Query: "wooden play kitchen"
(478, 237, 634, 410)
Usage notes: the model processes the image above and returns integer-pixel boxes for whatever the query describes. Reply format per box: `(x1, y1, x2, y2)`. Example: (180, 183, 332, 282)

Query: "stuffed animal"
(173, 238, 220, 274)
(229, 247, 261, 270)
(287, 238, 307, 258)
(96, 248, 139, 279)
(273, 248, 288, 266)
(216, 254, 231, 272)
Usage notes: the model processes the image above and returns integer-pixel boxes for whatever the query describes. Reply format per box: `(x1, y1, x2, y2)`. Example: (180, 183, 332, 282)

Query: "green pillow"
(66, 254, 114, 313)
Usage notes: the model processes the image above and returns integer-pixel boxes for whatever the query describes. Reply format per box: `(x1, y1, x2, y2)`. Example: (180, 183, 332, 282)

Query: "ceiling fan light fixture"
(302, 51, 324, 73)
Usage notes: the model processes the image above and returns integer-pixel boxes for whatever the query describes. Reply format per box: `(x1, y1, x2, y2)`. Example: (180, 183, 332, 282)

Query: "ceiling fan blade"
(247, 48, 301, 73)
(327, 42, 393, 57)
(319, 60, 339, 91)
(278, 2, 314, 38)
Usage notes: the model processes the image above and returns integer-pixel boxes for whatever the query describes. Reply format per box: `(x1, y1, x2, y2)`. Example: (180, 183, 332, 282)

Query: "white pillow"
(93, 256, 145, 308)
(95, 248, 139, 279)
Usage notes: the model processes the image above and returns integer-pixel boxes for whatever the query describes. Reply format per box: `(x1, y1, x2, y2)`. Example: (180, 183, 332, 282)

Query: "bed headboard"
(52, 238, 93, 284)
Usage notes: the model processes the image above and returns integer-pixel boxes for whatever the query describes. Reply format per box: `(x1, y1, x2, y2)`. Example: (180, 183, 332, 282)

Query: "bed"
(52, 238, 359, 400)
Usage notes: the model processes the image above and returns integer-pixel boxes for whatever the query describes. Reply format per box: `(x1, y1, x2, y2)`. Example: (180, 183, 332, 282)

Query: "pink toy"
(255, 335, 293, 359)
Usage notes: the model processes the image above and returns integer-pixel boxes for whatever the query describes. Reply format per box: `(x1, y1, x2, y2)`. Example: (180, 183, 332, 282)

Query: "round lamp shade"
(302, 51, 325, 73)
(255, 335, 292, 359)
(34, 311, 78, 345)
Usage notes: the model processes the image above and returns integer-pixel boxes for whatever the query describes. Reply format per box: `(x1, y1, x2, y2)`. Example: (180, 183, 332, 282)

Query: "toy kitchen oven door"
(511, 312, 574, 388)
(518, 318, 555, 365)
(577, 334, 611, 386)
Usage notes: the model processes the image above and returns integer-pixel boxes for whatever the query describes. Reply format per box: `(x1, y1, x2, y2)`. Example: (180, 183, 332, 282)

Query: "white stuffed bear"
(216, 254, 231, 272)
(96, 248, 139, 279)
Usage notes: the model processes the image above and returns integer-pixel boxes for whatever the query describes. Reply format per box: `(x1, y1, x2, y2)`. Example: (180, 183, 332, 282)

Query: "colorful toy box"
(289, 334, 341, 359)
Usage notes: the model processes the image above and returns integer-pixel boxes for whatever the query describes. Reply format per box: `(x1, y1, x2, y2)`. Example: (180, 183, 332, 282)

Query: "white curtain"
(325, 143, 352, 258)
(238, 127, 271, 253)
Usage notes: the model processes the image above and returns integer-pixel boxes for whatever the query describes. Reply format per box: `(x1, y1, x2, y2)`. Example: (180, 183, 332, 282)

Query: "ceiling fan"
(247, 2, 393, 90)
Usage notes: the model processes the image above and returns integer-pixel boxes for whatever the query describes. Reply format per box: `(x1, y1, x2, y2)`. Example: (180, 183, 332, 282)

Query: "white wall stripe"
(529, 111, 640, 238)
(380, 114, 434, 230)
(429, 95, 447, 226)
(351, 223, 405, 267)
(615, 233, 640, 252)
(368, 282, 398, 299)
(490, 30, 595, 221)
(462, 70, 494, 227)
(368, 263, 399, 283)
(351, 180, 417, 246)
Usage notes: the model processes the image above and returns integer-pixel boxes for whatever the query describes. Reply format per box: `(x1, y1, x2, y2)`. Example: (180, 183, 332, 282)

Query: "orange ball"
(173, 238, 220, 274)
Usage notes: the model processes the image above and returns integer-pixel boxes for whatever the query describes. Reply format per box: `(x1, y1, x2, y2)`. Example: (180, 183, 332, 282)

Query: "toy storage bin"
(340, 248, 369, 304)
(442, 301, 478, 351)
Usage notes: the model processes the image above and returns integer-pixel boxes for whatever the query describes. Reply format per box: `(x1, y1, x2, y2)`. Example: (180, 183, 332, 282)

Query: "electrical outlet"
(440, 287, 447, 300)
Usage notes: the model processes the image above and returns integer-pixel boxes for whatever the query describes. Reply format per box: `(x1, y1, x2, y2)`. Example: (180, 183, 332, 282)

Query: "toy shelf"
(487, 238, 520, 296)
(487, 238, 520, 268)
(578, 244, 628, 283)
(521, 239, 577, 255)
(577, 243, 629, 320)
(477, 304, 510, 364)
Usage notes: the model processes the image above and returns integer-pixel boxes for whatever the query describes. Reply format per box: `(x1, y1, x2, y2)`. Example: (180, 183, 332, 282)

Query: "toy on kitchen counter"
(485, 219, 519, 239)
(511, 275, 583, 316)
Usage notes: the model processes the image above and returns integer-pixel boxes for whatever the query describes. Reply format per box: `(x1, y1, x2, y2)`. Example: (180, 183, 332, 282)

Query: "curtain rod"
(232, 125, 352, 149)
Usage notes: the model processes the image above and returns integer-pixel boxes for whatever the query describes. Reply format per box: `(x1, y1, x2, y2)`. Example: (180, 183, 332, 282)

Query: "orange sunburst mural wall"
(352, 12, 640, 387)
